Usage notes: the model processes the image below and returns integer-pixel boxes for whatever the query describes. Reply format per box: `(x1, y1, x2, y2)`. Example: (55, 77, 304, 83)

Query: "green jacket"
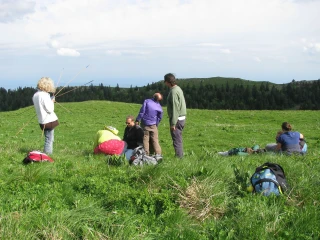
(167, 85, 187, 126)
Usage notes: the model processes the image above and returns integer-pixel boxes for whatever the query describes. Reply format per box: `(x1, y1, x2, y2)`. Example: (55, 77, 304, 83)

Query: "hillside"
(162, 76, 277, 87)
(1, 77, 320, 112)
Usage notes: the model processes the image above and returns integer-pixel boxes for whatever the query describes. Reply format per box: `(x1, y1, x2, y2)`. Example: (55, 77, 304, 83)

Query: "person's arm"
(42, 93, 55, 113)
(136, 100, 147, 123)
(275, 134, 283, 152)
(275, 130, 283, 142)
(136, 127, 144, 146)
(93, 130, 101, 149)
(157, 110, 163, 126)
(123, 128, 127, 141)
(170, 91, 180, 130)
(275, 142, 282, 152)
(300, 133, 304, 139)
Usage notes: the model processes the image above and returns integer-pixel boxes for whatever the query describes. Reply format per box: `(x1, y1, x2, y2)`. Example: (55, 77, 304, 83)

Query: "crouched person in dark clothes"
(123, 115, 144, 160)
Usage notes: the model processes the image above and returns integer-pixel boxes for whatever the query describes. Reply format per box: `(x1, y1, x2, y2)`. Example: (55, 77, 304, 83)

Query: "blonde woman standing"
(32, 77, 59, 154)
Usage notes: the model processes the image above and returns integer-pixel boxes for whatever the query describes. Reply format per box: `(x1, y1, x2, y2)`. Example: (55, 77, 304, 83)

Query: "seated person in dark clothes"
(123, 115, 144, 160)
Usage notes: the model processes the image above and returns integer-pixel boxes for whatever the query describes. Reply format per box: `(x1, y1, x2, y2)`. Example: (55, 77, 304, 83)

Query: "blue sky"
(0, 0, 319, 90)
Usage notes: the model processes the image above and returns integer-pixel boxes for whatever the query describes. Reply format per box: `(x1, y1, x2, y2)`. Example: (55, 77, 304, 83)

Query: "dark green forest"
(1, 77, 320, 111)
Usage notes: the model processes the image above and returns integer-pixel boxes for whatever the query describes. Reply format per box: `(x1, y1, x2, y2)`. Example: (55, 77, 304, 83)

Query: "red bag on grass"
(23, 151, 54, 164)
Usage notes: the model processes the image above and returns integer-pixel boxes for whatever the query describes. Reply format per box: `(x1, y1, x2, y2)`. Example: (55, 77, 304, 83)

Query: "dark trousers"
(170, 119, 185, 158)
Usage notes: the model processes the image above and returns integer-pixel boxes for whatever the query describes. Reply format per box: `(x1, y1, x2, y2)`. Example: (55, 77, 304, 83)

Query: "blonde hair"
(37, 77, 56, 93)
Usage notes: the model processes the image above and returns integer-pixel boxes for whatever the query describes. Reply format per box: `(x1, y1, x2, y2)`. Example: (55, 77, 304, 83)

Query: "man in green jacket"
(164, 73, 187, 158)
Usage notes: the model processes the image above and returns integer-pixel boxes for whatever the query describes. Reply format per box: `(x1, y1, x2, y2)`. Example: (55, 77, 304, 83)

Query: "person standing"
(164, 73, 187, 158)
(32, 77, 59, 154)
(123, 115, 144, 160)
(135, 93, 163, 157)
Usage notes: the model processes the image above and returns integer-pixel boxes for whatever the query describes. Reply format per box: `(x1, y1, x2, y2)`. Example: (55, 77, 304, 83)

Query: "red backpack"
(23, 151, 54, 164)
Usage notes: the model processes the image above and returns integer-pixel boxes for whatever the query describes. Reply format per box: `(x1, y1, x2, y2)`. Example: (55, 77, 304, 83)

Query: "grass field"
(0, 101, 319, 239)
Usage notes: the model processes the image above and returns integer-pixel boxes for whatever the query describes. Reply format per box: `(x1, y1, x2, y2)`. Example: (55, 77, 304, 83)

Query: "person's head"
(281, 122, 292, 132)
(164, 73, 177, 87)
(37, 77, 56, 93)
(153, 92, 163, 102)
(125, 115, 135, 128)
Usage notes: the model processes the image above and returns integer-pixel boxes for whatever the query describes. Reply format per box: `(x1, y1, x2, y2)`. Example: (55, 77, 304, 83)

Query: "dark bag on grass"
(23, 151, 54, 164)
(129, 146, 158, 166)
(250, 162, 288, 196)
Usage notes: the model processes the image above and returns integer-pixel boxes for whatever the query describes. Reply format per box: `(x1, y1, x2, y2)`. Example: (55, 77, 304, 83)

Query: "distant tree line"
(1, 79, 320, 112)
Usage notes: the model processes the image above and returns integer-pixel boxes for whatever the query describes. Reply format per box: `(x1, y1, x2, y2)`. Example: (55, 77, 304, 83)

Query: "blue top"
(136, 98, 163, 126)
(277, 131, 301, 154)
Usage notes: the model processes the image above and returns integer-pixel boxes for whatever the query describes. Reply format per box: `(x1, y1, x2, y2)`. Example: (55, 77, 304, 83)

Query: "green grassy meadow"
(0, 101, 319, 239)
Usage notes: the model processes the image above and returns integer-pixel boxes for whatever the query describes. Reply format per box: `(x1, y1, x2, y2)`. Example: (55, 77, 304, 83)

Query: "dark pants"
(170, 119, 185, 158)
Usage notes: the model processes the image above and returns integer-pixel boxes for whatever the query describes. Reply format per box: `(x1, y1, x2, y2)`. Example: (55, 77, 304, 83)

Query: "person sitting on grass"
(275, 122, 306, 155)
(265, 122, 307, 155)
(123, 115, 144, 160)
(94, 126, 127, 156)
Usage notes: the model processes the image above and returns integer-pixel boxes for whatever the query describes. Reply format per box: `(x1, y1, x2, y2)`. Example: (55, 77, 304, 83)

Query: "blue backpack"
(250, 162, 288, 196)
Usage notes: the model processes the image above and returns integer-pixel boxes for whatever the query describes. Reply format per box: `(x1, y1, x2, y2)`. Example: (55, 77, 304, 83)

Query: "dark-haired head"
(164, 73, 177, 86)
(281, 122, 292, 131)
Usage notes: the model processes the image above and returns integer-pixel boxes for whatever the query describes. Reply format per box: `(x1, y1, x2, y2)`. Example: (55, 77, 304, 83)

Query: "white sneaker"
(218, 151, 229, 156)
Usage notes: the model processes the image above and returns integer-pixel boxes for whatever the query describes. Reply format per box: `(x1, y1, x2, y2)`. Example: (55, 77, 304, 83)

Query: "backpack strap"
(253, 178, 283, 194)
(256, 162, 286, 178)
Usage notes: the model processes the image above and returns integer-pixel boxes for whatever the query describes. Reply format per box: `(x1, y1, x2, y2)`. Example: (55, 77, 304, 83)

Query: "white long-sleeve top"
(32, 91, 58, 124)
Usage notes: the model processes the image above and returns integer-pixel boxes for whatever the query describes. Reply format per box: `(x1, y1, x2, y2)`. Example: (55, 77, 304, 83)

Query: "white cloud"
(106, 49, 150, 57)
(16, 0, 301, 46)
(302, 40, 320, 54)
(300, 38, 307, 43)
(253, 57, 261, 62)
(47, 39, 60, 49)
(268, 55, 288, 63)
(196, 43, 222, 47)
(106, 50, 122, 56)
(190, 56, 216, 63)
(291, 0, 320, 3)
(0, 0, 36, 22)
(220, 49, 231, 54)
(1, 0, 320, 88)
(57, 48, 80, 57)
